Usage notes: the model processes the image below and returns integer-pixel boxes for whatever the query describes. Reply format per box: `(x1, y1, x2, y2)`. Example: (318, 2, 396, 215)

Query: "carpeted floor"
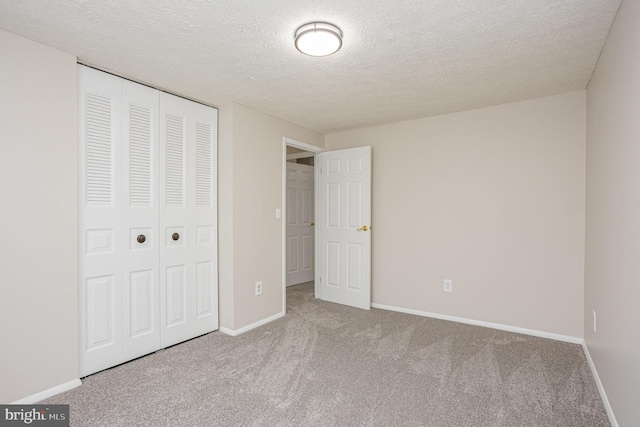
(43, 282, 609, 426)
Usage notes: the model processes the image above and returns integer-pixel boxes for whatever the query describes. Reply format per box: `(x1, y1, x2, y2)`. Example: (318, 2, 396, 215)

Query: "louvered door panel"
(85, 93, 114, 206)
(122, 80, 160, 361)
(195, 123, 213, 208)
(165, 114, 185, 208)
(129, 105, 153, 207)
(78, 65, 123, 377)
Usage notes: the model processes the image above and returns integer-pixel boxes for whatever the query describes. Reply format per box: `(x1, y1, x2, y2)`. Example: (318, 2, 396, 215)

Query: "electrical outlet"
(593, 309, 597, 333)
(255, 281, 263, 296)
(444, 279, 453, 293)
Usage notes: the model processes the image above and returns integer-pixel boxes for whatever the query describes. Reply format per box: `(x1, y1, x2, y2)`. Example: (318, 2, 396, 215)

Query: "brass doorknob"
(137, 234, 146, 244)
(310, 222, 315, 227)
(172, 233, 180, 241)
(357, 225, 369, 232)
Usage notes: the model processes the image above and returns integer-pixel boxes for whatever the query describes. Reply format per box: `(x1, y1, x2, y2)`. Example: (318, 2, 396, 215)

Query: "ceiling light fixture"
(294, 22, 343, 57)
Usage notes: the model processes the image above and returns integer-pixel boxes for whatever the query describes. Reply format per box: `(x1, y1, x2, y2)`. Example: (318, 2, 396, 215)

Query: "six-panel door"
(317, 146, 372, 310)
(286, 162, 315, 286)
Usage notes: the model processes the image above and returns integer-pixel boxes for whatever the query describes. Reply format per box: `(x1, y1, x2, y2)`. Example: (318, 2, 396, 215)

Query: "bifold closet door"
(79, 67, 124, 376)
(121, 81, 161, 361)
(79, 65, 218, 376)
(159, 93, 218, 348)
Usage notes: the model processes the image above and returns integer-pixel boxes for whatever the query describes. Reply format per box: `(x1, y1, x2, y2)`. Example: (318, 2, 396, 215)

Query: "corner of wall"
(583, 1, 640, 425)
(217, 103, 235, 330)
(227, 104, 324, 332)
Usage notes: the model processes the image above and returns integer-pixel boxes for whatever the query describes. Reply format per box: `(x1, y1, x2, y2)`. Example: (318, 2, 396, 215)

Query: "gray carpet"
(44, 283, 609, 426)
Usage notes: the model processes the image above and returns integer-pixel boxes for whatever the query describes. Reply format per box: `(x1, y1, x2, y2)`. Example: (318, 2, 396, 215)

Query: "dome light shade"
(294, 22, 343, 57)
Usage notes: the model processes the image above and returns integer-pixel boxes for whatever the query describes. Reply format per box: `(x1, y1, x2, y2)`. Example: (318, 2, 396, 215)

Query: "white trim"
(582, 342, 618, 427)
(287, 152, 315, 161)
(371, 303, 583, 344)
(283, 137, 325, 154)
(12, 379, 82, 404)
(219, 311, 285, 337)
(219, 327, 236, 336)
(282, 137, 324, 317)
(314, 154, 322, 300)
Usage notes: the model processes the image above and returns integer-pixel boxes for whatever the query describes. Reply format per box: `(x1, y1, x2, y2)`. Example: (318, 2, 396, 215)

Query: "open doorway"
(285, 149, 314, 286)
(281, 138, 324, 314)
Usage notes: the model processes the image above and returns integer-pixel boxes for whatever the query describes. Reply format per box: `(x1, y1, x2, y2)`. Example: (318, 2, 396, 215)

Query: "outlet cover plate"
(255, 281, 263, 296)
(444, 279, 453, 293)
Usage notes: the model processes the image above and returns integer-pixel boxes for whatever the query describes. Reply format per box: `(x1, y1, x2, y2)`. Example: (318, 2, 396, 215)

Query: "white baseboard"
(219, 327, 235, 335)
(12, 378, 82, 404)
(220, 311, 285, 337)
(582, 342, 618, 427)
(371, 303, 583, 344)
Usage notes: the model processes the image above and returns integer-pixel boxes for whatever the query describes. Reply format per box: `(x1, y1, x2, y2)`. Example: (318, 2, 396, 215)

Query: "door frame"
(282, 137, 324, 314)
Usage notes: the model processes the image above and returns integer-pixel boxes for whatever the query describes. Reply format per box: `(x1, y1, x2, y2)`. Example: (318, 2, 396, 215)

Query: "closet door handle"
(137, 234, 146, 244)
(172, 233, 180, 241)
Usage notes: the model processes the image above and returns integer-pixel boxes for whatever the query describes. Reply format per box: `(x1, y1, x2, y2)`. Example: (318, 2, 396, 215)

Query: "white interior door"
(188, 97, 218, 338)
(121, 80, 161, 361)
(317, 146, 372, 310)
(286, 162, 315, 286)
(78, 66, 124, 376)
(159, 92, 217, 348)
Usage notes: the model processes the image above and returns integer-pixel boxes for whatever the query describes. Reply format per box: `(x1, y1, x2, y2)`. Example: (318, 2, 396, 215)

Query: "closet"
(78, 65, 218, 376)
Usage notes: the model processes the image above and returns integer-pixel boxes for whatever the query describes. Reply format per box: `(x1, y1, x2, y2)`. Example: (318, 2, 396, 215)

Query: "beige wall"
(219, 103, 323, 330)
(0, 30, 78, 402)
(585, 1, 640, 425)
(326, 91, 586, 338)
(286, 146, 304, 155)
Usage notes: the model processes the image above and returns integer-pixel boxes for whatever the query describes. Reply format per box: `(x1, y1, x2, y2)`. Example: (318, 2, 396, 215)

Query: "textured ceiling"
(0, 0, 620, 133)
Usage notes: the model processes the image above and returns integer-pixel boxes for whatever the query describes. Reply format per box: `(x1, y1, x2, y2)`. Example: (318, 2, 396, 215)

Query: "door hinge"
(319, 277, 322, 283)
(320, 167, 322, 175)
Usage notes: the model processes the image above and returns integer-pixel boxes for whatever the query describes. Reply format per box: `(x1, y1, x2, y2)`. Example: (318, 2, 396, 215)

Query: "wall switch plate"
(275, 209, 281, 219)
(255, 281, 263, 296)
(444, 279, 453, 293)
(593, 309, 597, 332)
